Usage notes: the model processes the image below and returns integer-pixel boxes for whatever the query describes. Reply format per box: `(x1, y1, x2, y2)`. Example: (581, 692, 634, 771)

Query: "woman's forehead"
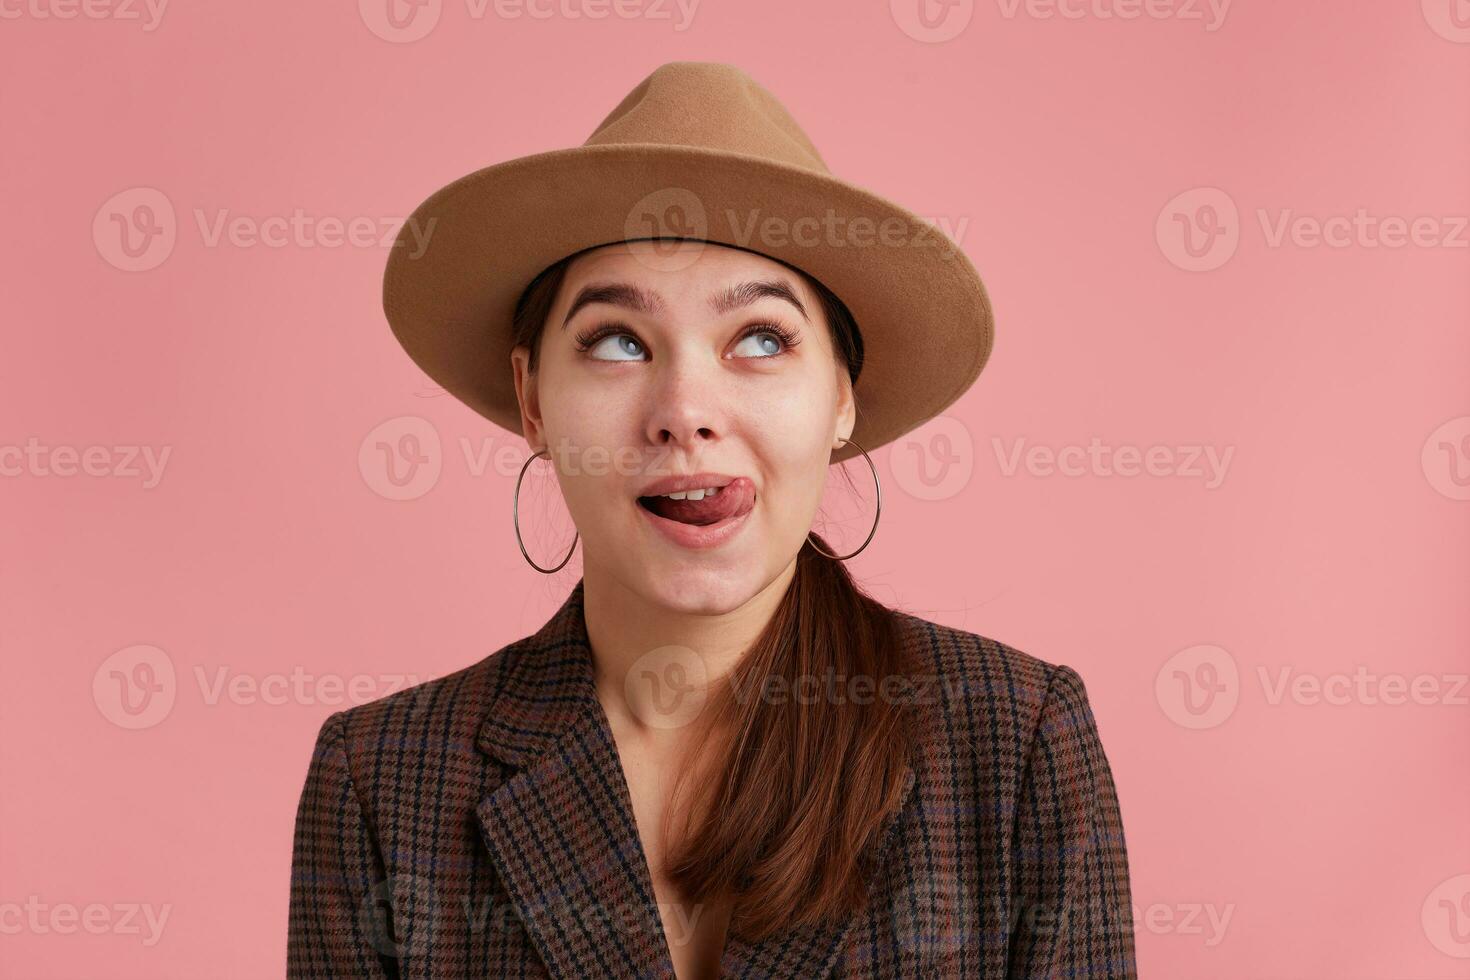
(569, 240, 795, 281)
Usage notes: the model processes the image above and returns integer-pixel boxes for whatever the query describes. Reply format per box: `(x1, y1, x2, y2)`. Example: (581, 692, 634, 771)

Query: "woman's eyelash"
(742, 321, 802, 352)
(570, 321, 802, 354)
(571, 321, 631, 351)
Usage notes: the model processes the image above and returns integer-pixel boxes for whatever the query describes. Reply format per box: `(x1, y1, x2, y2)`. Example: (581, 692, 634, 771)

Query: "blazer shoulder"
(317, 631, 534, 760)
(889, 606, 1093, 746)
(892, 606, 1058, 696)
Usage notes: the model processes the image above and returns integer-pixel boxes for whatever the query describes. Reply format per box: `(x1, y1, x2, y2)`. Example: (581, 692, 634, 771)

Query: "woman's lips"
(636, 477, 756, 550)
(638, 478, 752, 525)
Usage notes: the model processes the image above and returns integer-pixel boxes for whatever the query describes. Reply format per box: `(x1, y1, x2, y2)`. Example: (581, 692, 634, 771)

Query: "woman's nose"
(643, 358, 728, 453)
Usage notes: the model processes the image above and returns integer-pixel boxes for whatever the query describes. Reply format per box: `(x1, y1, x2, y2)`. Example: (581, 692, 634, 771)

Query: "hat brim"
(383, 143, 993, 466)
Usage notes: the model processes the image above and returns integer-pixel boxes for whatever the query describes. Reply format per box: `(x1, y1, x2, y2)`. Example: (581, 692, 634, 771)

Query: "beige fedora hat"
(382, 61, 993, 465)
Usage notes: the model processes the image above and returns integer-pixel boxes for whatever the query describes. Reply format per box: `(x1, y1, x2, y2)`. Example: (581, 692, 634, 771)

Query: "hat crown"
(583, 62, 829, 174)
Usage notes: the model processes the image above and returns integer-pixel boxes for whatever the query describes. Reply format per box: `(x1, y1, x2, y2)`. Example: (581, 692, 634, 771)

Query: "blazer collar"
(473, 578, 918, 979)
(475, 578, 602, 769)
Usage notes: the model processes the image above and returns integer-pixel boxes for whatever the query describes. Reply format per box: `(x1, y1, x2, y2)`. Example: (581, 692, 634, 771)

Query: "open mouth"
(636, 477, 757, 527)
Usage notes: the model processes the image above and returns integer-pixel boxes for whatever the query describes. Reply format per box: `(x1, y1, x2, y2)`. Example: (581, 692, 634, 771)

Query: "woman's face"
(511, 241, 855, 615)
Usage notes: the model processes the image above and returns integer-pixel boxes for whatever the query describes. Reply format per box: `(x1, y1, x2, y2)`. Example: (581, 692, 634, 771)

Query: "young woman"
(288, 62, 1137, 979)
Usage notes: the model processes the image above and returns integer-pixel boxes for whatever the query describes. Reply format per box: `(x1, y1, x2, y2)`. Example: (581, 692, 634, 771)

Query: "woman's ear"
(834, 366, 857, 448)
(510, 345, 544, 451)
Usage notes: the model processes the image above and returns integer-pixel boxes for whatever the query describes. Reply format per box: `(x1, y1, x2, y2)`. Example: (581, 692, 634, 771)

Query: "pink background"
(3, 1, 1468, 977)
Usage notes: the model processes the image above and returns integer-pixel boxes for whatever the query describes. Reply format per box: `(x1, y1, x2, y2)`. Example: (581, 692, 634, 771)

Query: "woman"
(288, 62, 1137, 978)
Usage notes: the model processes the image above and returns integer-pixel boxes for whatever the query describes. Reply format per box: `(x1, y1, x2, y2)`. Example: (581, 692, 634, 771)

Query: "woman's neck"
(581, 557, 797, 737)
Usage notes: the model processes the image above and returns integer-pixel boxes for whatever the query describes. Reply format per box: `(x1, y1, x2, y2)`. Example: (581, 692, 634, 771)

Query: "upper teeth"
(660, 487, 722, 501)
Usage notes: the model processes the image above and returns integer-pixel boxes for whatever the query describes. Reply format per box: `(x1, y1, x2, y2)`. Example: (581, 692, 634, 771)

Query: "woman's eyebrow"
(709, 279, 809, 321)
(562, 282, 665, 328)
(561, 277, 809, 329)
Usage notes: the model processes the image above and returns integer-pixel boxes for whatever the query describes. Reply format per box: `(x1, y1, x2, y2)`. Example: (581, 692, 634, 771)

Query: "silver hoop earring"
(513, 449, 578, 574)
(808, 437, 882, 561)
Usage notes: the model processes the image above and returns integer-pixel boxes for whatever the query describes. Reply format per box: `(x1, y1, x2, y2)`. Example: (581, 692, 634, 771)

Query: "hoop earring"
(513, 449, 578, 574)
(808, 437, 882, 561)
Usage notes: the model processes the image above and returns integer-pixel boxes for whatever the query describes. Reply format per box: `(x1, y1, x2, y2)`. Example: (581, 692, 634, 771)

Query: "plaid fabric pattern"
(287, 578, 1137, 978)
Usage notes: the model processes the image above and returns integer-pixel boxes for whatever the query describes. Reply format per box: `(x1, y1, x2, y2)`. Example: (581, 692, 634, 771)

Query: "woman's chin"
(638, 565, 755, 616)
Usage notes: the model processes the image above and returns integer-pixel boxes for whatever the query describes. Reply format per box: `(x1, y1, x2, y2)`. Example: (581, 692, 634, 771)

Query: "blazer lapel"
(475, 578, 919, 979)
(475, 579, 676, 979)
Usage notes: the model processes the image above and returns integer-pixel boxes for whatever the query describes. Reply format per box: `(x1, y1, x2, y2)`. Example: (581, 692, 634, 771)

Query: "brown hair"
(511, 244, 915, 941)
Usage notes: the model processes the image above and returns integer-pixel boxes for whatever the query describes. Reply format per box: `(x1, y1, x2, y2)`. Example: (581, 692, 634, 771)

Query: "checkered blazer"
(287, 578, 1137, 978)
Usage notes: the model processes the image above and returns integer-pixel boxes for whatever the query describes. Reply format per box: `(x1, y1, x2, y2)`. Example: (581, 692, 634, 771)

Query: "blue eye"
(586, 332, 645, 361)
(573, 323, 647, 361)
(731, 323, 800, 359)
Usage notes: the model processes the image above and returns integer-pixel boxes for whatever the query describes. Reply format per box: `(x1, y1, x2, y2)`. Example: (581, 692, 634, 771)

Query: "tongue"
(641, 480, 753, 526)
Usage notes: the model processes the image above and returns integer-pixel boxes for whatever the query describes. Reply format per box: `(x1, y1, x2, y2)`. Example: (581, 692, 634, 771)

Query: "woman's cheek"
(547, 394, 623, 467)
(743, 374, 825, 436)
